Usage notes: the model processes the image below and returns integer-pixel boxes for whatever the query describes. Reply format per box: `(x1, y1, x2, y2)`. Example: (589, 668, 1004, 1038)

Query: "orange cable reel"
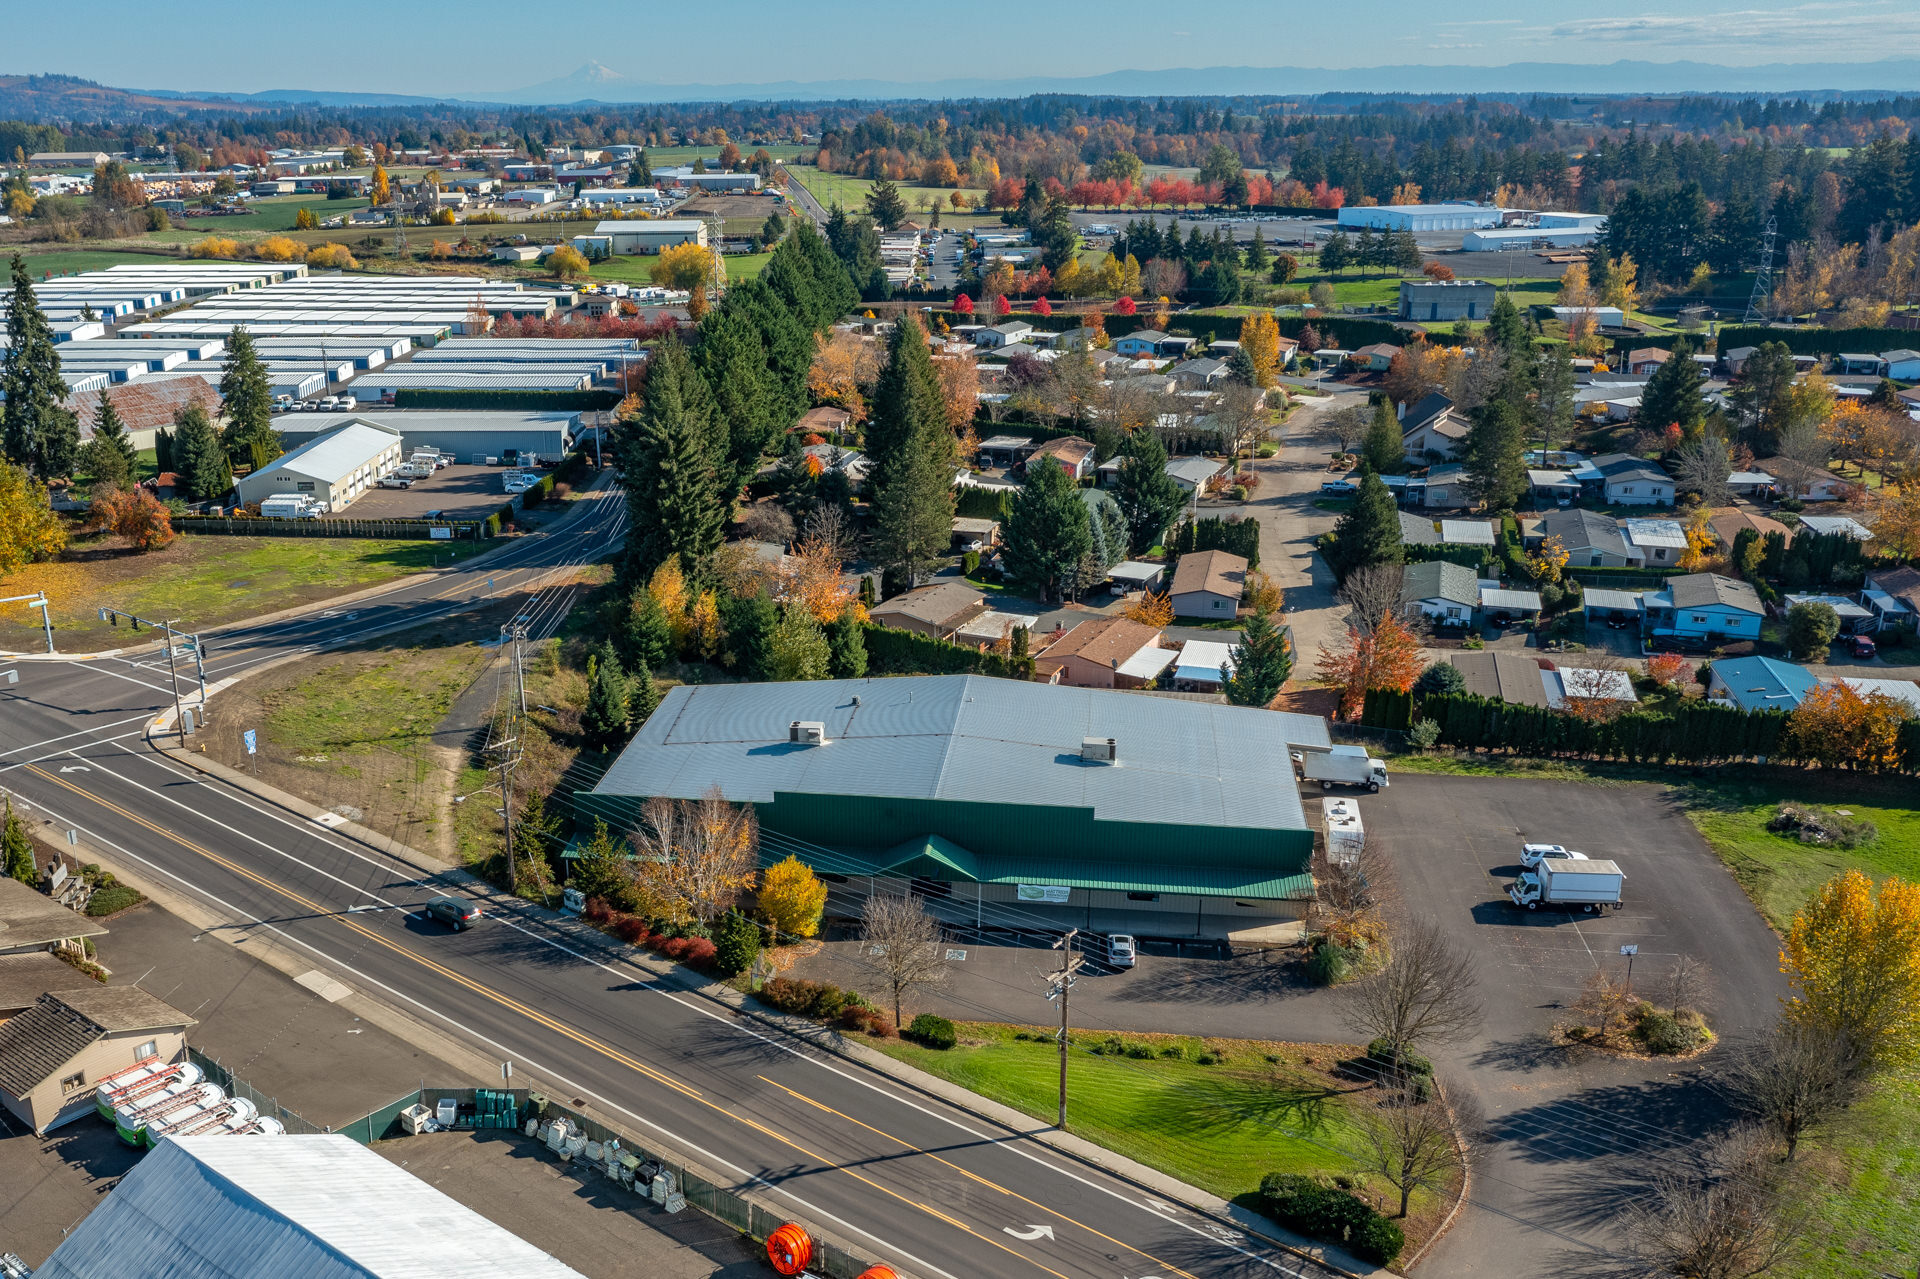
(855, 1267, 899, 1279)
(766, 1221, 813, 1275)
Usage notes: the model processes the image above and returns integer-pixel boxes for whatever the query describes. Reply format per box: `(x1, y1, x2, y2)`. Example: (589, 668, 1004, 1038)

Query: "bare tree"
(1314, 831, 1397, 951)
(1624, 1127, 1814, 1279)
(1350, 1082, 1480, 1218)
(1336, 919, 1482, 1070)
(1337, 563, 1406, 636)
(1556, 655, 1635, 721)
(739, 502, 796, 546)
(626, 786, 760, 925)
(1206, 380, 1274, 460)
(1664, 954, 1711, 1018)
(1573, 969, 1636, 1044)
(1324, 403, 1371, 457)
(858, 893, 951, 1026)
(1718, 1020, 1866, 1161)
(1673, 428, 1734, 507)
(802, 503, 858, 565)
(1773, 418, 1831, 499)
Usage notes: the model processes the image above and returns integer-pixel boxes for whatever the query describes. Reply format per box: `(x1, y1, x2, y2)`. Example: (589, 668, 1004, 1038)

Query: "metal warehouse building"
(279, 409, 578, 463)
(596, 219, 710, 254)
(578, 674, 1333, 939)
(1337, 203, 1504, 232)
(234, 420, 404, 510)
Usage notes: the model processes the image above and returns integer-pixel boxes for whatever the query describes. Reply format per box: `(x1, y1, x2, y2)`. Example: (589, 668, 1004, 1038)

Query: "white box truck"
(1509, 859, 1624, 912)
(259, 495, 324, 519)
(1322, 797, 1364, 866)
(1292, 743, 1389, 792)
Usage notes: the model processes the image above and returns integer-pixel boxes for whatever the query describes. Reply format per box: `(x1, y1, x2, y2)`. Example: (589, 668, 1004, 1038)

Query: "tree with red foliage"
(1422, 262, 1456, 282)
(1114, 295, 1137, 316)
(1315, 613, 1423, 720)
(1032, 296, 1053, 316)
(1311, 181, 1346, 210)
(993, 294, 1012, 319)
(953, 293, 974, 316)
(1647, 652, 1692, 689)
(84, 486, 174, 552)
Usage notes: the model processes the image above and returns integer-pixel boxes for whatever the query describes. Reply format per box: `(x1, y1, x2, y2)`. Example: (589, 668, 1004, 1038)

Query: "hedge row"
(861, 623, 1035, 680)
(1714, 324, 1920, 358)
(1170, 513, 1262, 569)
(1404, 543, 1493, 573)
(392, 388, 623, 411)
(1423, 692, 1796, 764)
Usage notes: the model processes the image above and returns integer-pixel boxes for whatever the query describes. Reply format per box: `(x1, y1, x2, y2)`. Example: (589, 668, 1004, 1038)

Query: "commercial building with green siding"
(577, 675, 1330, 939)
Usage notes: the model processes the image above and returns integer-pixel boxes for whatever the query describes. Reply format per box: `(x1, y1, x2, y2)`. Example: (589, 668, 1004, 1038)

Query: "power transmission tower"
(1743, 216, 1777, 325)
(1047, 929, 1084, 1130)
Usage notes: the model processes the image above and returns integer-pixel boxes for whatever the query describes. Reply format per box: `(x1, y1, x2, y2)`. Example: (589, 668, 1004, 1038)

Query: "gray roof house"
(1398, 512, 1442, 546)
(1645, 573, 1766, 641)
(1535, 508, 1633, 567)
(1400, 561, 1480, 623)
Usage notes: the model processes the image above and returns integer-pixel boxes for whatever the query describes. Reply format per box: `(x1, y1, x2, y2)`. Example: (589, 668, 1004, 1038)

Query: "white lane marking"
(0, 719, 155, 773)
(1005, 1225, 1055, 1241)
(7, 787, 957, 1279)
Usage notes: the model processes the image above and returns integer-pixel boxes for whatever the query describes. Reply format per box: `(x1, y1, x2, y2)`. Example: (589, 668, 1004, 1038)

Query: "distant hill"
(0, 73, 463, 120)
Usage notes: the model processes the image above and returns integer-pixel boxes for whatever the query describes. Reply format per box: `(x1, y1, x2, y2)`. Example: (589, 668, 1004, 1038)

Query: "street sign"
(244, 730, 257, 756)
(1620, 944, 1639, 956)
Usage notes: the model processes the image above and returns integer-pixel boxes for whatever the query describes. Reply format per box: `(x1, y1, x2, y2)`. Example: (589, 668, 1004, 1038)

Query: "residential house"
(951, 609, 1039, 649)
(950, 518, 1001, 551)
(1784, 593, 1877, 635)
(1171, 358, 1231, 390)
(1644, 573, 1765, 641)
(1400, 392, 1469, 461)
(1544, 667, 1640, 711)
(1757, 463, 1851, 501)
(1398, 512, 1442, 546)
(1706, 506, 1792, 551)
(1111, 330, 1168, 358)
(1415, 464, 1468, 508)
(1576, 454, 1675, 506)
(976, 434, 1039, 469)
(1401, 561, 1480, 625)
(1721, 346, 1758, 375)
(1163, 455, 1225, 494)
(1353, 342, 1401, 373)
(1530, 508, 1634, 565)
(1624, 348, 1674, 376)
(1864, 566, 1920, 632)
(1725, 469, 1778, 498)
(799, 443, 871, 484)
(0, 987, 196, 1134)
(868, 581, 988, 640)
(1797, 514, 1873, 541)
(1032, 618, 1172, 689)
(1046, 326, 1102, 351)
(1171, 640, 1238, 693)
(1481, 585, 1544, 619)
(1026, 435, 1096, 481)
(0, 953, 79, 1022)
(0, 878, 109, 959)
(1439, 520, 1498, 549)
(1622, 518, 1690, 568)
(1169, 549, 1247, 620)
(1448, 652, 1551, 707)
(1833, 677, 1920, 713)
(1706, 656, 1816, 712)
(973, 321, 1035, 350)
(795, 405, 852, 438)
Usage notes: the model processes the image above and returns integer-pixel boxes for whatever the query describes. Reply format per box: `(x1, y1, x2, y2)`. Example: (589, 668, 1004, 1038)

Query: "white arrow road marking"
(1004, 1225, 1055, 1242)
(1143, 1198, 1175, 1214)
(58, 765, 91, 773)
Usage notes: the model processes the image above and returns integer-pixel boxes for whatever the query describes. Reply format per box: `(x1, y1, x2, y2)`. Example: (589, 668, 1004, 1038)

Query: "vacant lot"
(0, 534, 458, 652)
(871, 1021, 1459, 1255)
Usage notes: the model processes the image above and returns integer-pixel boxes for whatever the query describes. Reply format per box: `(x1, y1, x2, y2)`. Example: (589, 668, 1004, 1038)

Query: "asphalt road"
(0, 484, 1340, 1279)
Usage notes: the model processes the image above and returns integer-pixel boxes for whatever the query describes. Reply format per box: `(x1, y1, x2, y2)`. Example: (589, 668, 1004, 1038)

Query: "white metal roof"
(1173, 640, 1237, 683)
(1481, 588, 1544, 611)
(1439, 520, 1498, 546)
(1623, 519, 1689, 549)
(261, 421, 401, 483)
(36, 1135, 584, 1279)
(1796, 515, 1873, 540)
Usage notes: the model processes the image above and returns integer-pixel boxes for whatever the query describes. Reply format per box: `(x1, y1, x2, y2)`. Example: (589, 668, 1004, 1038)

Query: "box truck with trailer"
(1509, 859, 1624, 912)
(1291, 743, 1390, 792)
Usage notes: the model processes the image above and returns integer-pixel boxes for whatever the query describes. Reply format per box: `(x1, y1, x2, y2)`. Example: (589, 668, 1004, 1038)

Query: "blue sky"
(15, 0, 1920, 94)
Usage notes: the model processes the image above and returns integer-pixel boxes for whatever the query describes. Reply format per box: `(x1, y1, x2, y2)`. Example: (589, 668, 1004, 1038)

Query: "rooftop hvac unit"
(789, 721, 827, 745)
(1081, 737, 1117, 763)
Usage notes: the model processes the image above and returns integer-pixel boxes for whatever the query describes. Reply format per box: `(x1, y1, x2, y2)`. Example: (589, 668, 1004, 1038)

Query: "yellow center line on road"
(23, 763, 1076, 1279)
(757, 1075, 1203, 1279)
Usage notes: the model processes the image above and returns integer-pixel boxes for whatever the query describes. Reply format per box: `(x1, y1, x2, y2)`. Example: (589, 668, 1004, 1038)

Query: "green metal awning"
(882, 834, 982, 882)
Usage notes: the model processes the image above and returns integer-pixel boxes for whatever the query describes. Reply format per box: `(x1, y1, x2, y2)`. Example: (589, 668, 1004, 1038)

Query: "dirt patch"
(1272, 685, 1340, 717)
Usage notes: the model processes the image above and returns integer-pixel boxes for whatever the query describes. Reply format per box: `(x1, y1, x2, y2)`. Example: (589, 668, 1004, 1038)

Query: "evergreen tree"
(568, 818, 632, 911)
(824, 205, 884, 291)
(91, 387, 138, 475)
(1362, 398, 1402, 473)
(866, 317, 956, 586)
(172, 403, 231, 502)
(629, 657, 660, 725)
(1464, 397, 1528, 511)
(1245, 225, 1271, 274)
(865, 178, 909, 231)
(618, 588, 673, 669)
(218, 326, 280, 468)
(787, 219, 859, 323)
(1112, 426, 1185, 554)
(727, 278, 813, 430)
(1, 253, 79, 480)
(696, 306, 774, 487)
(510, 791, 560, 895)
(1729, 341, 1796, 454)
(581, 645, 632, 749)
(78, 434, 131, 489)
(1484, 291, 1530, 358)
(1638, 336, 1707, 440)
(1226, 346, 1259, 386)
(1326, 471, 1403, 583)
(827, 608, 867, 678)
(617, 338, 725, 581)
(1223, 608, 1292, 707)
(719, 589, 777, 679)
(153, 425, 175, 477)
(712, 910, 761, 976)
(1534, 344, 1576, 452)
(1002, 456, 1093, 601)
(1034, 197, 1077, 271)
(766, 605, 832, 681)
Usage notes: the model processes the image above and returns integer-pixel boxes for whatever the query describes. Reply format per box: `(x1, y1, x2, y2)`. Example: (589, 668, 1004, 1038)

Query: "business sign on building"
(1016, 884, 1071, 904)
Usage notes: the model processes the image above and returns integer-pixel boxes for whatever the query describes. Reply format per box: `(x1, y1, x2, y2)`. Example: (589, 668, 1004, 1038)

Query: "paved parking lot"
(333, 463, 524, 522)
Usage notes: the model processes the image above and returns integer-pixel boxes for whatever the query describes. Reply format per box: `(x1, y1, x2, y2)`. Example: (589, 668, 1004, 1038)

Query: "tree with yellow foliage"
(626, 787, 759, 926)
(1238, 312, 1282, 388)
(1782, 869, 1920, 1072)
(190, 237, 241, 259)
(778, 536, 859, 622)
(807, 331, 881, 422)
(371, 165, 390, 206)
(757, 854, 828, 940)
(654, 241, 714, 292)
(688, 589, 723, 661)
(0, 459, 68, 574)
(1556, 261, 1594, 307)
(932, 347, 979, 430)
(1525, 534, 1569, 585)
(648, 557, 691, 649)
(1598, 253, 1639, 313)
(1389, 182, 1423, 206)
(1675, 506, 1717, 572)
(1121, 590, 1174, 627)
(1784, 682, 1912, 772)
(306, 243, 358, 270)
(294, 206, 317, 230)
(548, 245, 591, 280)
(252, 236, 304, 263)
(1874, 486, 1920, 560)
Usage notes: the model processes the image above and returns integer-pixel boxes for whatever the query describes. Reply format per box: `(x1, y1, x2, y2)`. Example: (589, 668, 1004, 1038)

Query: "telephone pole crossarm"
(1047, 928, 1083, 1130)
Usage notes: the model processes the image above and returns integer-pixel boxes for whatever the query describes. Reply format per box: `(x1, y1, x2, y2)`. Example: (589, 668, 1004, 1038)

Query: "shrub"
(907, 1013, 957, 1049)
(1408, 718, 1442, 750)
(1365, 1038, 1434, 1078)
(1768, 802, 1878, 849)
(1258, 1173, 1404, 1265)
(1305, 940, 1352, 986)
(1350, 1215, 1407, 1266)
(659, 936, 693, 960)
(84, 885, 144, 917)
(757, 976, 856, 1020)
(961, 550, 981, 576)
(613, 915, 650, 945)
(711, 910, 761, 976)
(841, 1005, 896, 1037)
(1632, 1007, 1703, 1055)
(1195, 1051, 1220, 1065)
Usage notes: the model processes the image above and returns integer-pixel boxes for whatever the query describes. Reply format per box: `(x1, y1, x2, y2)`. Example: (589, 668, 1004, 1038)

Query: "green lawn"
(12, 248, 185, 278)
(1794, 1074, 1920, 1279)
(0, 535, 476, 652)
(263, 636, 487, 754)
(869, 1023, 1374, 1202)
(587, 251, 770, 286)
(785, 165, 1000, 228)
(187, 195, 372, 232)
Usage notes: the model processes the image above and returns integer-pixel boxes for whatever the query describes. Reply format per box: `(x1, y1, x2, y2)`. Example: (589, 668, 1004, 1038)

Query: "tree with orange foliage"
(1315, 613, 1422, 720)
(83, 485, 173, 552)
(931, 347, 980, 430)
(1781, 868, 1920, 1071)
(778, 536, 860, 623)
(1784, 682, 1912, 771)
(1421, 262, 1455, 282)
(1121, 590, 1174, 627)
(807, 331, 881, 423)
(1646, 652, 1692, 689)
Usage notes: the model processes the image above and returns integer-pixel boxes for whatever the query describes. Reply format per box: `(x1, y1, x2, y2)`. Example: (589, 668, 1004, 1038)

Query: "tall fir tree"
(827, 608, 867, 678)
(617, 337, 726, 582)
(1327, 471, 1403, 583)
(1484, 291, 1530, 358)
(1111, 426, 1185, 554)
(1362, 397, 1402, 473)
(218, 326, 280, 468)
(1638, 336, 1707, 439)
(1534, 344, 1576, 452)
(1002, 457, 1093, 601)
(91, 388, 137, 473)
(696, 306, 774, 487)
(1223, 608, 1292, 707)
(1, 253, 79, 480)
(580, 645, 632, 749)
(867, 316, 957, 586)
(1464, 397, 1528, 511)
(172, 403, 231, 501)
(726, 278, 812, 429)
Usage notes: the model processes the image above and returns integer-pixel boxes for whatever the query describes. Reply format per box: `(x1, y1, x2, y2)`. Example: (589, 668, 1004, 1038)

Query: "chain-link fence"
(187, 1048, 325, 1134)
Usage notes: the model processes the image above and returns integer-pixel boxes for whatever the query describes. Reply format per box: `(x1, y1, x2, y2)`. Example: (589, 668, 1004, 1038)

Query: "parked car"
(1106, 934, 1137, 969)
(1850, 634, 1877, 659)
(1520, 843, 1591, 869)
(1320, 480, 1357, 496)
(421, 896, 481, 931)
(377, 475, 413, 489)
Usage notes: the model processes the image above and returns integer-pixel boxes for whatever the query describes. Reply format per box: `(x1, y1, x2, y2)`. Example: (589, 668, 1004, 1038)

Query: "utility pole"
(1047, 929, 1083, 1131)
(162, 619, 186, 743)
(2, 594, 55, 655)
(492, 619, 530, 893)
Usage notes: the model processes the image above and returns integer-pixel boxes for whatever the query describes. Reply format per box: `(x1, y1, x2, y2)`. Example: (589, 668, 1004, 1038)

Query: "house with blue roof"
(1705, 657, 1817, 713)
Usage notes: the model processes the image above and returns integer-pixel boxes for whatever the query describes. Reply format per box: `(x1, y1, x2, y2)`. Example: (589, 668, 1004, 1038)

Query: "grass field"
(785, 165, 1002, 229)
(869, 1021, 1457, 1248)
(13, 248, 185, 277)
(0, 535, 474, 652)
(587, 252, 770, 286)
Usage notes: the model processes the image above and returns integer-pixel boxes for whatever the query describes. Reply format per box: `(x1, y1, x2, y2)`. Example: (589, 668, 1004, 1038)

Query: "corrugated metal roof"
(36, 1135, 585, 1279)
(597, 674, 1327, 835)
(259, 421, 402, 484)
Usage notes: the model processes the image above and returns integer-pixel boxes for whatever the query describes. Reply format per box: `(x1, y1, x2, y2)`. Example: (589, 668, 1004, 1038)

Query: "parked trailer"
(259, 495, 323, 519)
(1291, 743, 1389, 792)
(1509, 859, 1625, 912)
(1322, 797, 1364, 866)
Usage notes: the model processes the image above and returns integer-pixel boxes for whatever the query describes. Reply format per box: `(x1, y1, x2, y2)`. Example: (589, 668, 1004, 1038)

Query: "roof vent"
(789, 720, 827, 746)
(1081, 736, 1117, 763)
